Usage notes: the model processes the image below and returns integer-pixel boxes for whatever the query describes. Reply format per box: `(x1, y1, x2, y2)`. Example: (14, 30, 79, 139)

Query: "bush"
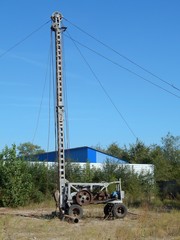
(0, 145, 55, 207)
(0, 145, 33, 207)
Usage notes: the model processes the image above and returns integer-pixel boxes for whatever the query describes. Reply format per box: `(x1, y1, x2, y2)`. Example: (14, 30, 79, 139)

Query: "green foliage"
(17, 142, 45, 157)
(28, 163, 51, 202)
(128, 140, 152, 164)
(81, 162, 94, 182)
(115, 165, 156, 207)
(102, 159, 118, 182)
(0, 133, 179, 207)
(97, 133, 180, 183)
(106, 142, 130, 161)
(160, 133, 180, 180)
(161, 132, 180, 163)
(0, 145, 54, 207)
(0, 145, 33, 207)
(65, 161, 82, 182)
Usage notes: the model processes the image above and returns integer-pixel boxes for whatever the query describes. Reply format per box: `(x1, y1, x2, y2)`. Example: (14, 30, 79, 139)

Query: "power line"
(0, 20, 51, 59)
(64, 34, 180, 99)
(63, 17, 180, 93)
(66, 31, 137, 140)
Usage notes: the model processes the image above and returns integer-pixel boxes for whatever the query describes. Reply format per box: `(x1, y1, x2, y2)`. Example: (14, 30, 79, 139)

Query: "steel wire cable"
(64, 34, 180, 99)
(47, 34, 53, 153)
(62, 34, 70, 150)
(32, 41, 52, 145)
(0, 20, 51, 59)
(63, 17, 180, 93)
(66, 31, 137, 140)
(50, 31, 58, 154)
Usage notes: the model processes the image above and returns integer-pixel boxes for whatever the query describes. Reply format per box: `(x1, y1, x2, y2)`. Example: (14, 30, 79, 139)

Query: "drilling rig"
(51, 11, 127, 221)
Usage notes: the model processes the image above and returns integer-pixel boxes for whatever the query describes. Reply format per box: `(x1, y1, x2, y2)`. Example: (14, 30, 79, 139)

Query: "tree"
(102, 159, 118, 182)
(0, 145, 33, 207)
(161, 133, 180, 164)
(106, 142, 130, 161)
(81, 162, 95, 182)
(150, 145, 169, 181)
(65, 161, 82, 182)
(17, 142, 45, 158)
(128, 140, 152, 164)
(161, 133, 180, 180)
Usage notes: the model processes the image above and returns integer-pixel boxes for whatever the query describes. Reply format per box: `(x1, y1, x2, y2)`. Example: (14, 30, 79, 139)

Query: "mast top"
(51, 12, 63, 31)
(51, 11, 62, 20)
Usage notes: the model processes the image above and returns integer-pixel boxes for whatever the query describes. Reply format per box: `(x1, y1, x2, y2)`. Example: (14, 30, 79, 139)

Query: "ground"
(0, 204, 179, 240)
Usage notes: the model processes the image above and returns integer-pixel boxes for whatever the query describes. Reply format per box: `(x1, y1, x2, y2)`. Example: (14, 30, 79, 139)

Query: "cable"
(62, 33, 70, 150)
(63, 17, 180, 93)
(0, 20, 51, 59)
(66, 31, 137, 140)
(64, 34, 180, 99)
(50, 31, 58, 153)
(32, 33, 52, 144)
(47, 32, 54, 152)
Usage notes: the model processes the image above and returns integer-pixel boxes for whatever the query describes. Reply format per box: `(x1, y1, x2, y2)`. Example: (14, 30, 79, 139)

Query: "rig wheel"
(104, 203, 114, 218)
(68, 204, 83, 219)
(113, 203, 127, 218)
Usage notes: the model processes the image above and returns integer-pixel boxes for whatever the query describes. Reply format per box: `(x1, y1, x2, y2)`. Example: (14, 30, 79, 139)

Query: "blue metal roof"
(35, 146, 127, 164)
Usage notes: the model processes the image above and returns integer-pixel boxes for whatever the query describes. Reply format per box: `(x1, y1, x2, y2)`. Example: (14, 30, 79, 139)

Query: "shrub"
(0, 145, 33, 207)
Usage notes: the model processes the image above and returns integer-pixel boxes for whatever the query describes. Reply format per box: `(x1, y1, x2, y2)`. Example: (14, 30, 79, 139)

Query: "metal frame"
(66, 180, 124, 205)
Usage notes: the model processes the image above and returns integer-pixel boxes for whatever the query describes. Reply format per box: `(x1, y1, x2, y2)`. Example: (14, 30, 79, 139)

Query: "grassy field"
(0, 202, 179, 240)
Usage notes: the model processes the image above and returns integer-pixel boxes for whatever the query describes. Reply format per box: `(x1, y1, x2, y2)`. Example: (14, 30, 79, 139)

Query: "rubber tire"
(104, 203, 114, 216)
(68, 204, 83, 219)
(113, 203, 127, 218)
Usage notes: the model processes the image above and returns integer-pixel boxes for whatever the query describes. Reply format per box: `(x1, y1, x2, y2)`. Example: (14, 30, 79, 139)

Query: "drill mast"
(51, 12, 66, 211)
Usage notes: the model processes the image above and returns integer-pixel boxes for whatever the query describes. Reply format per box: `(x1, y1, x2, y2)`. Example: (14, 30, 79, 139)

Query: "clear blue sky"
(0, 0, 180, 152)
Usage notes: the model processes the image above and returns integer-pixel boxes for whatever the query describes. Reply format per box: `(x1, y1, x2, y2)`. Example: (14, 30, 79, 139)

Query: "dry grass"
(0, 203, 179, 240)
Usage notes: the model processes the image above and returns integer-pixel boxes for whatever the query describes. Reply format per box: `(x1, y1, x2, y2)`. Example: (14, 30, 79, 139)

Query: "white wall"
(71, 162, 154, 175)
(39, 161, 154, 175)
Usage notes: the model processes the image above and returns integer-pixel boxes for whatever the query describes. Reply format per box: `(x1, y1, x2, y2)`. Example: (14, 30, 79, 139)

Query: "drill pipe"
(62, 214, 79, 223)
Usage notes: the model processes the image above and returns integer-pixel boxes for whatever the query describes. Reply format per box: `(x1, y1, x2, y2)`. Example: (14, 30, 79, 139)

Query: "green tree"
(17, 142, 45, 158)
(161, 133, 180, 180)
(128, 140, 152, 164)
(150, 145, 172, 181)
(91, 167, 104, 182)
(0, 145, 33, 207)
(28, 162, 53, 202)
(102, 159, 118, 182)
(65, 162, 82, 182)
(106, 142, 130, 161)
(161, 133, 180, 164)
(81, 162, 94, 182)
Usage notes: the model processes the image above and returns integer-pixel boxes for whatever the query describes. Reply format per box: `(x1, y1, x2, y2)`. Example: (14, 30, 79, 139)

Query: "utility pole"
(51, 12, 66, 213)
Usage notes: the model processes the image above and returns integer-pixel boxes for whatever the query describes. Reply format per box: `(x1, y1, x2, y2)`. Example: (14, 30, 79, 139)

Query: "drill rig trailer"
(63, 180, 127, 219)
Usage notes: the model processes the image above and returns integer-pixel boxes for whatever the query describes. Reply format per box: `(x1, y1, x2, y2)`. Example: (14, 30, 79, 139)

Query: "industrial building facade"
(36, 146, 154, 175)
(36, 146, 127, 164)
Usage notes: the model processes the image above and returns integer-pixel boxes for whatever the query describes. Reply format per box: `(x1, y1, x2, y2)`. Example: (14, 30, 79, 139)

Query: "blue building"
(35, 147, 154, 175)
(36, 146, 127, 164)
